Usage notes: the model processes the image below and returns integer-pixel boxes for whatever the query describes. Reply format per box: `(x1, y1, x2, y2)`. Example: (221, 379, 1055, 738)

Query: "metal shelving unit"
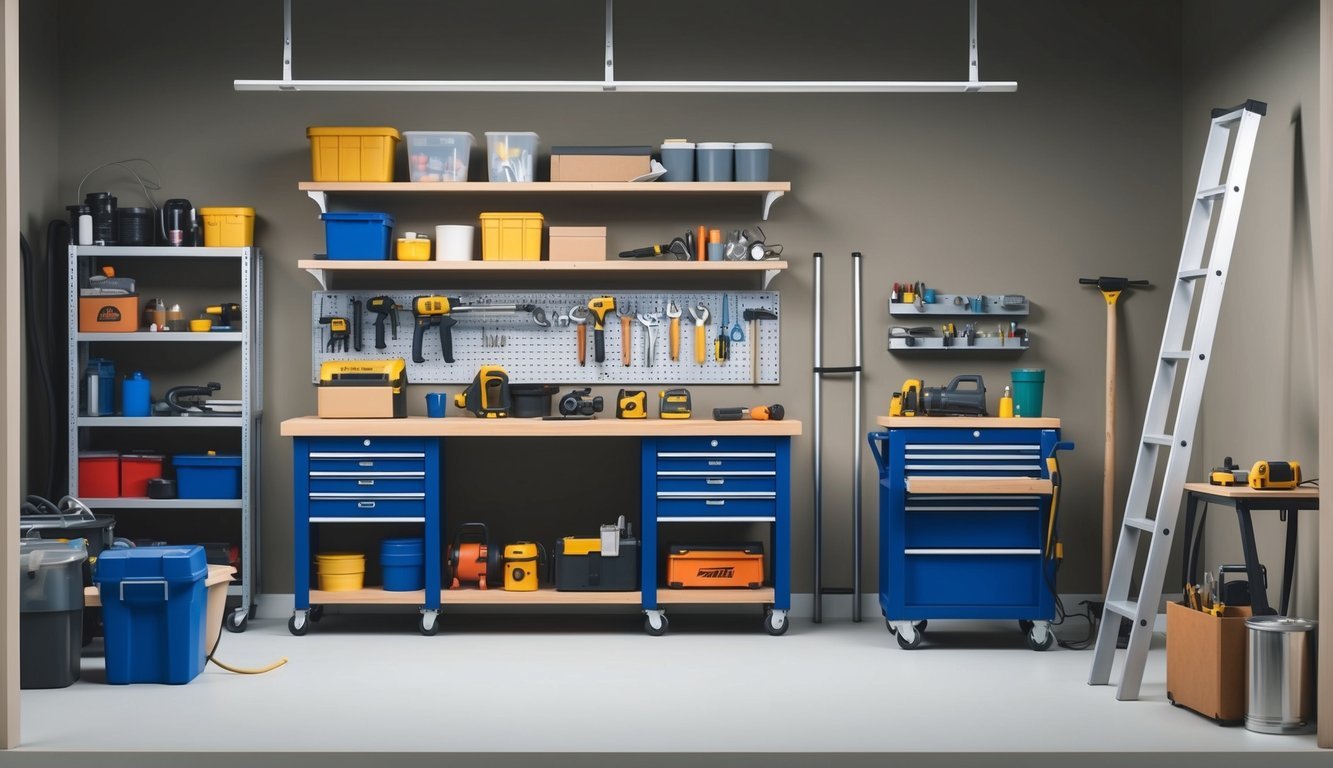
(67, 245, 263, 632)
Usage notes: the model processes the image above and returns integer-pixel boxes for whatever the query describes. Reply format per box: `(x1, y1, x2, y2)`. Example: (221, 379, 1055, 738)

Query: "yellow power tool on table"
(1249, 460, 1301, 490)
(888, 379, 923, 417)
(659, 388, 692, 419)
(454, 366, 510, 418)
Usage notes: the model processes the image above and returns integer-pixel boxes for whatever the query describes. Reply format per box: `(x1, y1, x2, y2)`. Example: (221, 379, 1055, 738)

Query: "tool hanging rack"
(236, 0, 1017, 94)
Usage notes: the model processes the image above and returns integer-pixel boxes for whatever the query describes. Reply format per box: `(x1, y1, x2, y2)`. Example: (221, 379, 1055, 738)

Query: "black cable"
(20, 233, 59, 500)
(46, 219, 70, 497)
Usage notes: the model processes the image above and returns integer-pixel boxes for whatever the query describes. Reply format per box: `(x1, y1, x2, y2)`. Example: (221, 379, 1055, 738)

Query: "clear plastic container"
(485, 131, 539, 182)
(403, 131, 474, 182)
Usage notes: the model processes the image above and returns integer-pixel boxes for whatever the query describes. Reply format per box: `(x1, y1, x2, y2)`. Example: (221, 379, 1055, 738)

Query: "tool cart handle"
(867, 432, 891, 476)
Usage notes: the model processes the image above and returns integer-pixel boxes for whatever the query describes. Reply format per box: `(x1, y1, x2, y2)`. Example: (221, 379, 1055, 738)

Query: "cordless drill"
(366, 295, 399, 350)
(411, 295, 458, 364)
(206, 302, 241, 331)
(586, 296, 616, 364)
(318, 316, 350, 352)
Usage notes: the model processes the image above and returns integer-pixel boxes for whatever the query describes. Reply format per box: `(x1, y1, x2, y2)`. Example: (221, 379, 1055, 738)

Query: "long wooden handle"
(694, 324, 705, 364)
(620, 314, 632, 366)
(577, 324, 587, 367)
(670, 317, 680, 360)
(750, 318, 759, 384)
(1102, 295, 1118, 592)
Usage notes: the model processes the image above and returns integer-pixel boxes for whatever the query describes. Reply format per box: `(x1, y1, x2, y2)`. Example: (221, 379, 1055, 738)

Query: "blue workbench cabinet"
(868, 418, 1069, 650)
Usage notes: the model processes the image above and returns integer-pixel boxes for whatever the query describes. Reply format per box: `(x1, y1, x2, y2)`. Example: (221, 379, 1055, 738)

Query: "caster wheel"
(644, 614, 669, 636)
(310, 605, 325, 623)
(1027, 628, 1054, 651)
(225, 610, 248, 633)
(1018, 620, 1035, 635)
(886, 619, 897, 635)
(288, 613, 309, 636)
(896, 629, 923, 650)
(764, 610, 789, 636)
(913, 620, 928, 633)
(419, 613, 440, 636)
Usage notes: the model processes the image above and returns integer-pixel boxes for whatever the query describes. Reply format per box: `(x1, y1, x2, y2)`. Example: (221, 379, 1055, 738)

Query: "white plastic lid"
(661, 141, 695, 150)
(485, 131, 539, 137)
(735, 142, 773, 150)
(696, 142, 735, 150)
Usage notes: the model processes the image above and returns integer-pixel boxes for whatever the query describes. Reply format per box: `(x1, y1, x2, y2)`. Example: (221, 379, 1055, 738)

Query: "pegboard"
(310, 290, 780, 385)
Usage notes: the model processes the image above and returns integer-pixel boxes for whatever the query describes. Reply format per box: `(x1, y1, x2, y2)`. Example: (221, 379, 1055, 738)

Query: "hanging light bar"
(234, 0, 1017, 94)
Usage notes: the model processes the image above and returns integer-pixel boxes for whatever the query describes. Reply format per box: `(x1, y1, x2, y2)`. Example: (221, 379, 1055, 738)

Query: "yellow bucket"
(199, 207, 255, 247)
(318, 572, 365, 591)
(316, 552, 366, 576)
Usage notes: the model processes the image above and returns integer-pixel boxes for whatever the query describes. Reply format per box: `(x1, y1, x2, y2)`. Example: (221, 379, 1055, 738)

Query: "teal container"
(1011, 369, 1045, 418)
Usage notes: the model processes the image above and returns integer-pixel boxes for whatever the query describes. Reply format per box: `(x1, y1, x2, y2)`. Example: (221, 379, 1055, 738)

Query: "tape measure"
(616, 389, 647, 419)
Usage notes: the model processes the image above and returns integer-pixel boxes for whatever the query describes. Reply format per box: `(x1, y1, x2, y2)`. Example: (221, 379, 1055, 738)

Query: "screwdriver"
(713, 404, 785, 421)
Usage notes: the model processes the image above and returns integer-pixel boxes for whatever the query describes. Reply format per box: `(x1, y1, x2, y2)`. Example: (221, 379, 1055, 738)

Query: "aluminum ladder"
(1088, 99, 1266, 700)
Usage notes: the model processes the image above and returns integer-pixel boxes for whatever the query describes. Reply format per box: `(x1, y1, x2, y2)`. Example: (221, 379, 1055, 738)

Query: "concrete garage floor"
(11, 611, 1325, 767)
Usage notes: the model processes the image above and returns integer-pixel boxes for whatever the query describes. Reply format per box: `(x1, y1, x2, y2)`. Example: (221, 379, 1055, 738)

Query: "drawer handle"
(706, 478, 725, 485)
(357, 480, 375, 486)
(708, 461, 722, 466)
(357, 501, 376, 509)
(358, 461, 373, 467)
(705, 500, 725, 506)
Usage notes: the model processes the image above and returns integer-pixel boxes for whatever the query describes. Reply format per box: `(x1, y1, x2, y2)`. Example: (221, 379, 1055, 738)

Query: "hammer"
(743, 308, 778, 384)
(1079, 276, 1149, 592)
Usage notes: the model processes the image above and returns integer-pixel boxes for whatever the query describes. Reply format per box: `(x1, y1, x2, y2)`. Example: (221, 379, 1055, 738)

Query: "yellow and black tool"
(206, 302, 241, 330)
(1209, 456, 1247, 486)
(587, 296, 616, 364)
(616, 389, 647, 419)
(366, 295, 399, 349)
(318, 316, 350, 352)
(411, 295, 459, 364)
(1249, 460, 1301, 490)
(889, 379, 923, 417)
(454, 365, 511, 418)
(503, 541, 544, 592)
(658, 388, 692, 419)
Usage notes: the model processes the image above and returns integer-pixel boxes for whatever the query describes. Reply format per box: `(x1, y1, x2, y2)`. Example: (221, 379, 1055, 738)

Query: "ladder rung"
(1178, 268, 1209, 281)
(1161, 350, 1190, 361)
(1106, 600, 1138, 618)
(1124, 517, 1156, 532)
(1196, 185, 1228, 200)
(1143, 434, 1173, 446)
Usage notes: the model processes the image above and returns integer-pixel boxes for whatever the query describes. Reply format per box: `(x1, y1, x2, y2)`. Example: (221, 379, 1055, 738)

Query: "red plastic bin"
(120, 453, 164, 498)
(78, 452, 120, 498)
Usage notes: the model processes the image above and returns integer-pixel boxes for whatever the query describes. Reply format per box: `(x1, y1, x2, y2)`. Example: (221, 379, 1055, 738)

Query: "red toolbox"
(78, 451, 120, 498)
(119, 453, 164, 497)
(667, 543, 765, 589)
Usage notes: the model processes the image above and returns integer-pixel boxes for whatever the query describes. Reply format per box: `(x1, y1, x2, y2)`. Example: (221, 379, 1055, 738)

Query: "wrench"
(730, 295, 744, 342)
(688, 303, 711, 365)
(618, 302, 635, 366)
(569, 305, 590, 366)
(637, 312, 662, 367)
(666, 301, 682, 361)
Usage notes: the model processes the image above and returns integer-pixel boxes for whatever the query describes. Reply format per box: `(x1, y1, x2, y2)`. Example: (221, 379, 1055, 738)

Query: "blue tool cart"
(868, 417, 1072, 650)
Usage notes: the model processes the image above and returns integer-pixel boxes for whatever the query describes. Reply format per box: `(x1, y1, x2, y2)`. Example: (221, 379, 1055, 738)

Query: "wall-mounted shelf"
(297, 258, 788, 290)
(888, 292, 1032, 354)
(70, 245, 253, 259)
(888, 294, 1029, 317)
(299, 181, 790, 220)
(74, 332, 243, 343)
(888, 336, 1030, 352)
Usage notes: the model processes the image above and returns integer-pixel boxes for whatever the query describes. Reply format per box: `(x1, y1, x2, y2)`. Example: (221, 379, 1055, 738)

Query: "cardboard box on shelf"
(550, 146, 651, 182)
(548, 226, 607, 262)
(1166, 600, 1253, 723)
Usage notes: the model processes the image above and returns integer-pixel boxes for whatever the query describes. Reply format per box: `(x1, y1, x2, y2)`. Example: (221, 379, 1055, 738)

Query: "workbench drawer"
(656, 455, 777, 473)
(308, 456, 426, 473)
(901, 551, 1044, 607)
(656, 497, 777, 519)
(903, 501, 1045, 549)
(308, 475, 427, 494)
(656, 436, 778, 454)
(307, 496, 427, 519)
(307, 437, 434, 454)
(656, 474, 777, 494)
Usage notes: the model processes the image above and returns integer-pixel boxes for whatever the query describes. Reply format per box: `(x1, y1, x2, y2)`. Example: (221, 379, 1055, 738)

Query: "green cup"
(1011, 369, 1045, 417)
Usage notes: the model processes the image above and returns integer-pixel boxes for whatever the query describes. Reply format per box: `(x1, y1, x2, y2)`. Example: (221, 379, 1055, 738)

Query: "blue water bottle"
(121, 371, 151, 417)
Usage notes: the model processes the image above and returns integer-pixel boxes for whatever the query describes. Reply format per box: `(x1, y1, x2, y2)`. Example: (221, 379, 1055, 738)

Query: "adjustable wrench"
(618, 302, 635, 366)
(688, 303, 711, 364)
(666, 301, 682, 361)
(569, 305, 590, 366)
(637, 312, 662, 367)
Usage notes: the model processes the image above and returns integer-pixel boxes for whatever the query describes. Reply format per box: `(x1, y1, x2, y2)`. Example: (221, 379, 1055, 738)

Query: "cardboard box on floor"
(1166, 600, 1252, 723)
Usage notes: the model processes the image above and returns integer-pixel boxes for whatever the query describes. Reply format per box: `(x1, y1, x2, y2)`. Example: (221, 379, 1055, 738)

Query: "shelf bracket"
(761, 190, 784, 221)
(305, 267, 329, 290)
(307, 190, 328, 213)
(762, 268, 781, 290)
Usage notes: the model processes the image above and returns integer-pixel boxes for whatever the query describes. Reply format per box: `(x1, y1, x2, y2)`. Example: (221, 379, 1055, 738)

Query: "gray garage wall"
(33, 0, 1192, 599)
(1185, 0, 1321, 619)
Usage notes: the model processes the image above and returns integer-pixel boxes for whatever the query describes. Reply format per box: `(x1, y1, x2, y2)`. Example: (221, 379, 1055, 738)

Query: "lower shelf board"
(305, 586, 776, 607)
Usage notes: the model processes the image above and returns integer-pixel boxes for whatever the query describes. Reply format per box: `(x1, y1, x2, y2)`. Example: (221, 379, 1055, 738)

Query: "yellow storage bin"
(479, 212, 543, 261)
(316, 552, 366, 591)
(396, 232, 432, 261)
(199, 207, 255, 247)
(307, 126, 401, 182)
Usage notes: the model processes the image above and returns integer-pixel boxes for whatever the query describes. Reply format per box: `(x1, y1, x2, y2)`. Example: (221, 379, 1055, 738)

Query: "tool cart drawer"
(308, 475, 427, 495)
(903, 441, 1046, 478)
(308, 456, 427, 473)
(307, 496, 427, 520)
(657, 497, 777, 519)
(307, 437, 434, 455)
(656, 473, 777, 494)
(903, 497, 1045, 549)
(901, 551, 1045, 607)
(656, 436, 780, 455)
(656, 454, 777, 473)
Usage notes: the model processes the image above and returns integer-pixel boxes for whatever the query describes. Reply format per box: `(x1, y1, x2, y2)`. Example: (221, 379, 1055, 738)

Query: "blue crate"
(95, 546, 208, 685)
(321, 212, 394, 261)
(172, 454, 242, 499)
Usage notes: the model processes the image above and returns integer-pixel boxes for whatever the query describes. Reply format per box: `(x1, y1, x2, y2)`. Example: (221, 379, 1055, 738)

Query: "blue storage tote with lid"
(173, 453, 242, 499)
(321, 212, 395, 261)
(94, 545, 208, 685)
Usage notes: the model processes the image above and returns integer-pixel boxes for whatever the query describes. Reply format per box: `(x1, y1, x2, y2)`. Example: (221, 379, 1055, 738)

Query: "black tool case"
(554, 536, 639, 591)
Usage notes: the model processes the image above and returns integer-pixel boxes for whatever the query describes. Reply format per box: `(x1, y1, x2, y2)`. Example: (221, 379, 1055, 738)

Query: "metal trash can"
(1246, 615, 1317, 734)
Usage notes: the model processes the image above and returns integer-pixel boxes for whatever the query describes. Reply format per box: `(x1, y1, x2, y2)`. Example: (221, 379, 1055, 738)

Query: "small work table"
(1180, 481, 1319, 616)
(280, 416, 800, 636)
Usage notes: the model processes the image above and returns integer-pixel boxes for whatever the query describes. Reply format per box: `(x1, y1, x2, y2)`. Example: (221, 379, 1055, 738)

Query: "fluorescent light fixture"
(235, 1, 1016, 95)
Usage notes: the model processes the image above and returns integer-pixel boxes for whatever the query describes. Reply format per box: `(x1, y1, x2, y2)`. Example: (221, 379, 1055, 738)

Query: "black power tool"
(908, 375, 989, 417)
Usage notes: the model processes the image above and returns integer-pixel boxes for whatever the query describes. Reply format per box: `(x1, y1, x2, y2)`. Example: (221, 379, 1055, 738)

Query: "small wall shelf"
(297, 258, 788, 290)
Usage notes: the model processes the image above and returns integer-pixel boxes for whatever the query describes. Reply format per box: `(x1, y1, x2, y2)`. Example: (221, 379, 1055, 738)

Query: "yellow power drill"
(411, 295, 459, 364)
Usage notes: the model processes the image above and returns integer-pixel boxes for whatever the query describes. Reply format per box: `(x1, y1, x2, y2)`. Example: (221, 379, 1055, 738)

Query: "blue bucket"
(381, 538, 425, 591)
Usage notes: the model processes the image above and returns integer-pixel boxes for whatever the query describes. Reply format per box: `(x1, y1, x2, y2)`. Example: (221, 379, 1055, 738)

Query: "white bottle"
(78, 214, 93, 246)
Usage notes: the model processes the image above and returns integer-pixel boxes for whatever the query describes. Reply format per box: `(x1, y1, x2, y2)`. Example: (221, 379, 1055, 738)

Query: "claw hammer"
(742, 308, 778, 384)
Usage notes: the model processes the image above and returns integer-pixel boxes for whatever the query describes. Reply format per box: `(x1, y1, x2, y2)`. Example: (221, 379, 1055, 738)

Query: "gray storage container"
(1246, 615, 1317, 734)
(695, 142, 735, 182)
(734, 142, 772, 181)
(659, 141, 695, 182)
(20, 539, 87, 689)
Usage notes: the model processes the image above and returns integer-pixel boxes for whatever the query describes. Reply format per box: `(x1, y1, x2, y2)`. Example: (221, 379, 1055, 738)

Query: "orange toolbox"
(666, 543, 764, 589)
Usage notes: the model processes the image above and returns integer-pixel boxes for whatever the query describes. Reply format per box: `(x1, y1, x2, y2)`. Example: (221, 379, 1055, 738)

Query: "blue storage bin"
(321, 212, 395, 261)
(172, 454, 242, 499)
(381, 537, 425, 592)
(94, 546, 208, 685)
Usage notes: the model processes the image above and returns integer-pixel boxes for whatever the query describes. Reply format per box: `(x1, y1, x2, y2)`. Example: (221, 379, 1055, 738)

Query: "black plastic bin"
(20, 539, 87, 689)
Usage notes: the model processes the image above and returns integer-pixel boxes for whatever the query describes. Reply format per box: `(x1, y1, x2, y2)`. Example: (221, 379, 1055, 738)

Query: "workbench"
(1180, 482, 1319, 616)
(868, 417, 1068, 650)
(280, 416, 800, 635)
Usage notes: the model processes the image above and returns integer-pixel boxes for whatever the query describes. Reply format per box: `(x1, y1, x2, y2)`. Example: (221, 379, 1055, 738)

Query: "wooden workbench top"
(280, 415, 802, 438)
(1182, 481, 1319, 501)
(876, 416, 1061, 429)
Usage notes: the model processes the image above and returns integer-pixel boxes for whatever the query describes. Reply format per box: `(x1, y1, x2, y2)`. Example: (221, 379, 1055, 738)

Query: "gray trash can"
(20, 539, 88, 689)
(1246, 615, 1317, 734)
